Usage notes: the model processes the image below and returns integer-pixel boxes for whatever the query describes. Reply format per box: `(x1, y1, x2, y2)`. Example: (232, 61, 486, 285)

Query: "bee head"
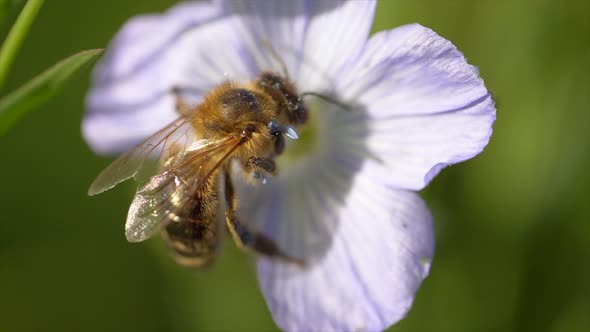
(256, 72, 308, 125)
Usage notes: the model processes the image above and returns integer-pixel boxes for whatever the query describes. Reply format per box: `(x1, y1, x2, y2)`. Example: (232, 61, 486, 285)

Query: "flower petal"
(234, 102, 433, 331)
(338, 23, 496, 190)
(218, 0, 376, 90)
(257, 180, 434, 332)
(84, 2, 260, 154)
(215, 0, 308, 78)
(93, 2, 219, 85)
(297, 0, 376, 91)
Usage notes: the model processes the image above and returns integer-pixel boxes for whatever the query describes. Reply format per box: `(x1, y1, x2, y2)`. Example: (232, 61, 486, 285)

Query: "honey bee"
(88, 72, 308, 268)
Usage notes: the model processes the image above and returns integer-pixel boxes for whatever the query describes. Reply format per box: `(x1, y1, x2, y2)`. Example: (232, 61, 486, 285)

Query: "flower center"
(277, 100, 323, 169)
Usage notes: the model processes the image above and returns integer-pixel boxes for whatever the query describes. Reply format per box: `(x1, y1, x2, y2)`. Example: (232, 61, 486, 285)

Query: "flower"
(83, 1, 495, 331)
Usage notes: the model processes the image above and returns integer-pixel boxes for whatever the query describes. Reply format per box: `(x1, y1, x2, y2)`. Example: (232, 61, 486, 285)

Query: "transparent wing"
(125, 135, 243, 242)
(88, 116, 196, 196)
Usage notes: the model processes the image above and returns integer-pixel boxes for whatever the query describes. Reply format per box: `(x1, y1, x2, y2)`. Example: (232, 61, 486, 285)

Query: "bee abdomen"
(162, 220, 218, 268)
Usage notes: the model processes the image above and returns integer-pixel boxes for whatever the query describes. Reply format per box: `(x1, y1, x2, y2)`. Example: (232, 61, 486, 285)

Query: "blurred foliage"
(0, 0, 588, 331)
(0, 49, 102, 134)
(0, 0, 23, 22)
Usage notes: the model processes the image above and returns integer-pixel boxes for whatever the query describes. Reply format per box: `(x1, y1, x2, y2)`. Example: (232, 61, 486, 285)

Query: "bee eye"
(268, 120, 281, 135)
(291, 101, 308, 125)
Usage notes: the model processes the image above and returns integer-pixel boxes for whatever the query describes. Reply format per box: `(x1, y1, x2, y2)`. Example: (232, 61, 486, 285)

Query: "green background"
(0, 0, 588, 331)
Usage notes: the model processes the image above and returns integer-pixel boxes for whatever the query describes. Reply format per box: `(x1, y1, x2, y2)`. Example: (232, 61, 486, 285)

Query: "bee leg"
(171, 86, 191, 116)
(273, 133, 285, 155)
(244, 156, 276, 184)
(224, 171, 304, 266)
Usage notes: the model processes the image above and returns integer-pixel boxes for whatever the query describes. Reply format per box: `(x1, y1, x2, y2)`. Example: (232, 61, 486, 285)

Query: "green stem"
(0, 0, 45, 91)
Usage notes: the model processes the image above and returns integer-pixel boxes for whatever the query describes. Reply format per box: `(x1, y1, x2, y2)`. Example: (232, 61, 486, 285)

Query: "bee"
(88, 72, 308, 268)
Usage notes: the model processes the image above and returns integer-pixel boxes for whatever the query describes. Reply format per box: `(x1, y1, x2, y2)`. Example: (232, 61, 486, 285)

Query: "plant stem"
(0, 0, 45, 92)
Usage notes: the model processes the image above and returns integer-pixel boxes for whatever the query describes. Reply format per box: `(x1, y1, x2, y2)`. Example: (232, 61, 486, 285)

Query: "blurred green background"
(0, 0, 588, 331)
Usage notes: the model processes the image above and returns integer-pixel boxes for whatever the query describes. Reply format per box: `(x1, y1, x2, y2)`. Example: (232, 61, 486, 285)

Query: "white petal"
(256, 179, 434, 331)
(338, 24, 496, 190)
(216, 0, 308, 77)
(218, 0, 376, 90)
(365, 95, 494, 190)
(297, 0, 376, 91)
(93, 2, 218, 84)
(83, 97, 177, 153)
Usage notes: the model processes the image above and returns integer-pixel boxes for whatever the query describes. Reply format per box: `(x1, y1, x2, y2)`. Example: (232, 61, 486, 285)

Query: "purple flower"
(83, 1, 495, 331)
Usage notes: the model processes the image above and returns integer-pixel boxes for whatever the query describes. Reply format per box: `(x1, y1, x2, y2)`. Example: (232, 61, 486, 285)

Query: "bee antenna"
(300, 92, 352, 111)
(262, 39, 290, 80)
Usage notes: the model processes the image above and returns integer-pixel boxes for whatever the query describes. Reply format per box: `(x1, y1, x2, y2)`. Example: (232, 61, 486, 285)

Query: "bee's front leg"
(244, 156, 276, 184)
(223, 171, 304, 266)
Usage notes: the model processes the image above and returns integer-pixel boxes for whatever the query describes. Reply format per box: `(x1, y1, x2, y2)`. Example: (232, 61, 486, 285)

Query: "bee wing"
(88, 117, 196, 196)
(125, 135, 242, 242)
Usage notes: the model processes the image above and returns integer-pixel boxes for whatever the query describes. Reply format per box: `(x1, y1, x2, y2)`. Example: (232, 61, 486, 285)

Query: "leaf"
(0, 48, 103, 134)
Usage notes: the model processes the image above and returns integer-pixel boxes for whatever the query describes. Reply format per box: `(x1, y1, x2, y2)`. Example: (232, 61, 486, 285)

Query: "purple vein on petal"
(96, 19, 220, 86)
(340, 230, 387, 328)
(371, 93, 493, 121)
